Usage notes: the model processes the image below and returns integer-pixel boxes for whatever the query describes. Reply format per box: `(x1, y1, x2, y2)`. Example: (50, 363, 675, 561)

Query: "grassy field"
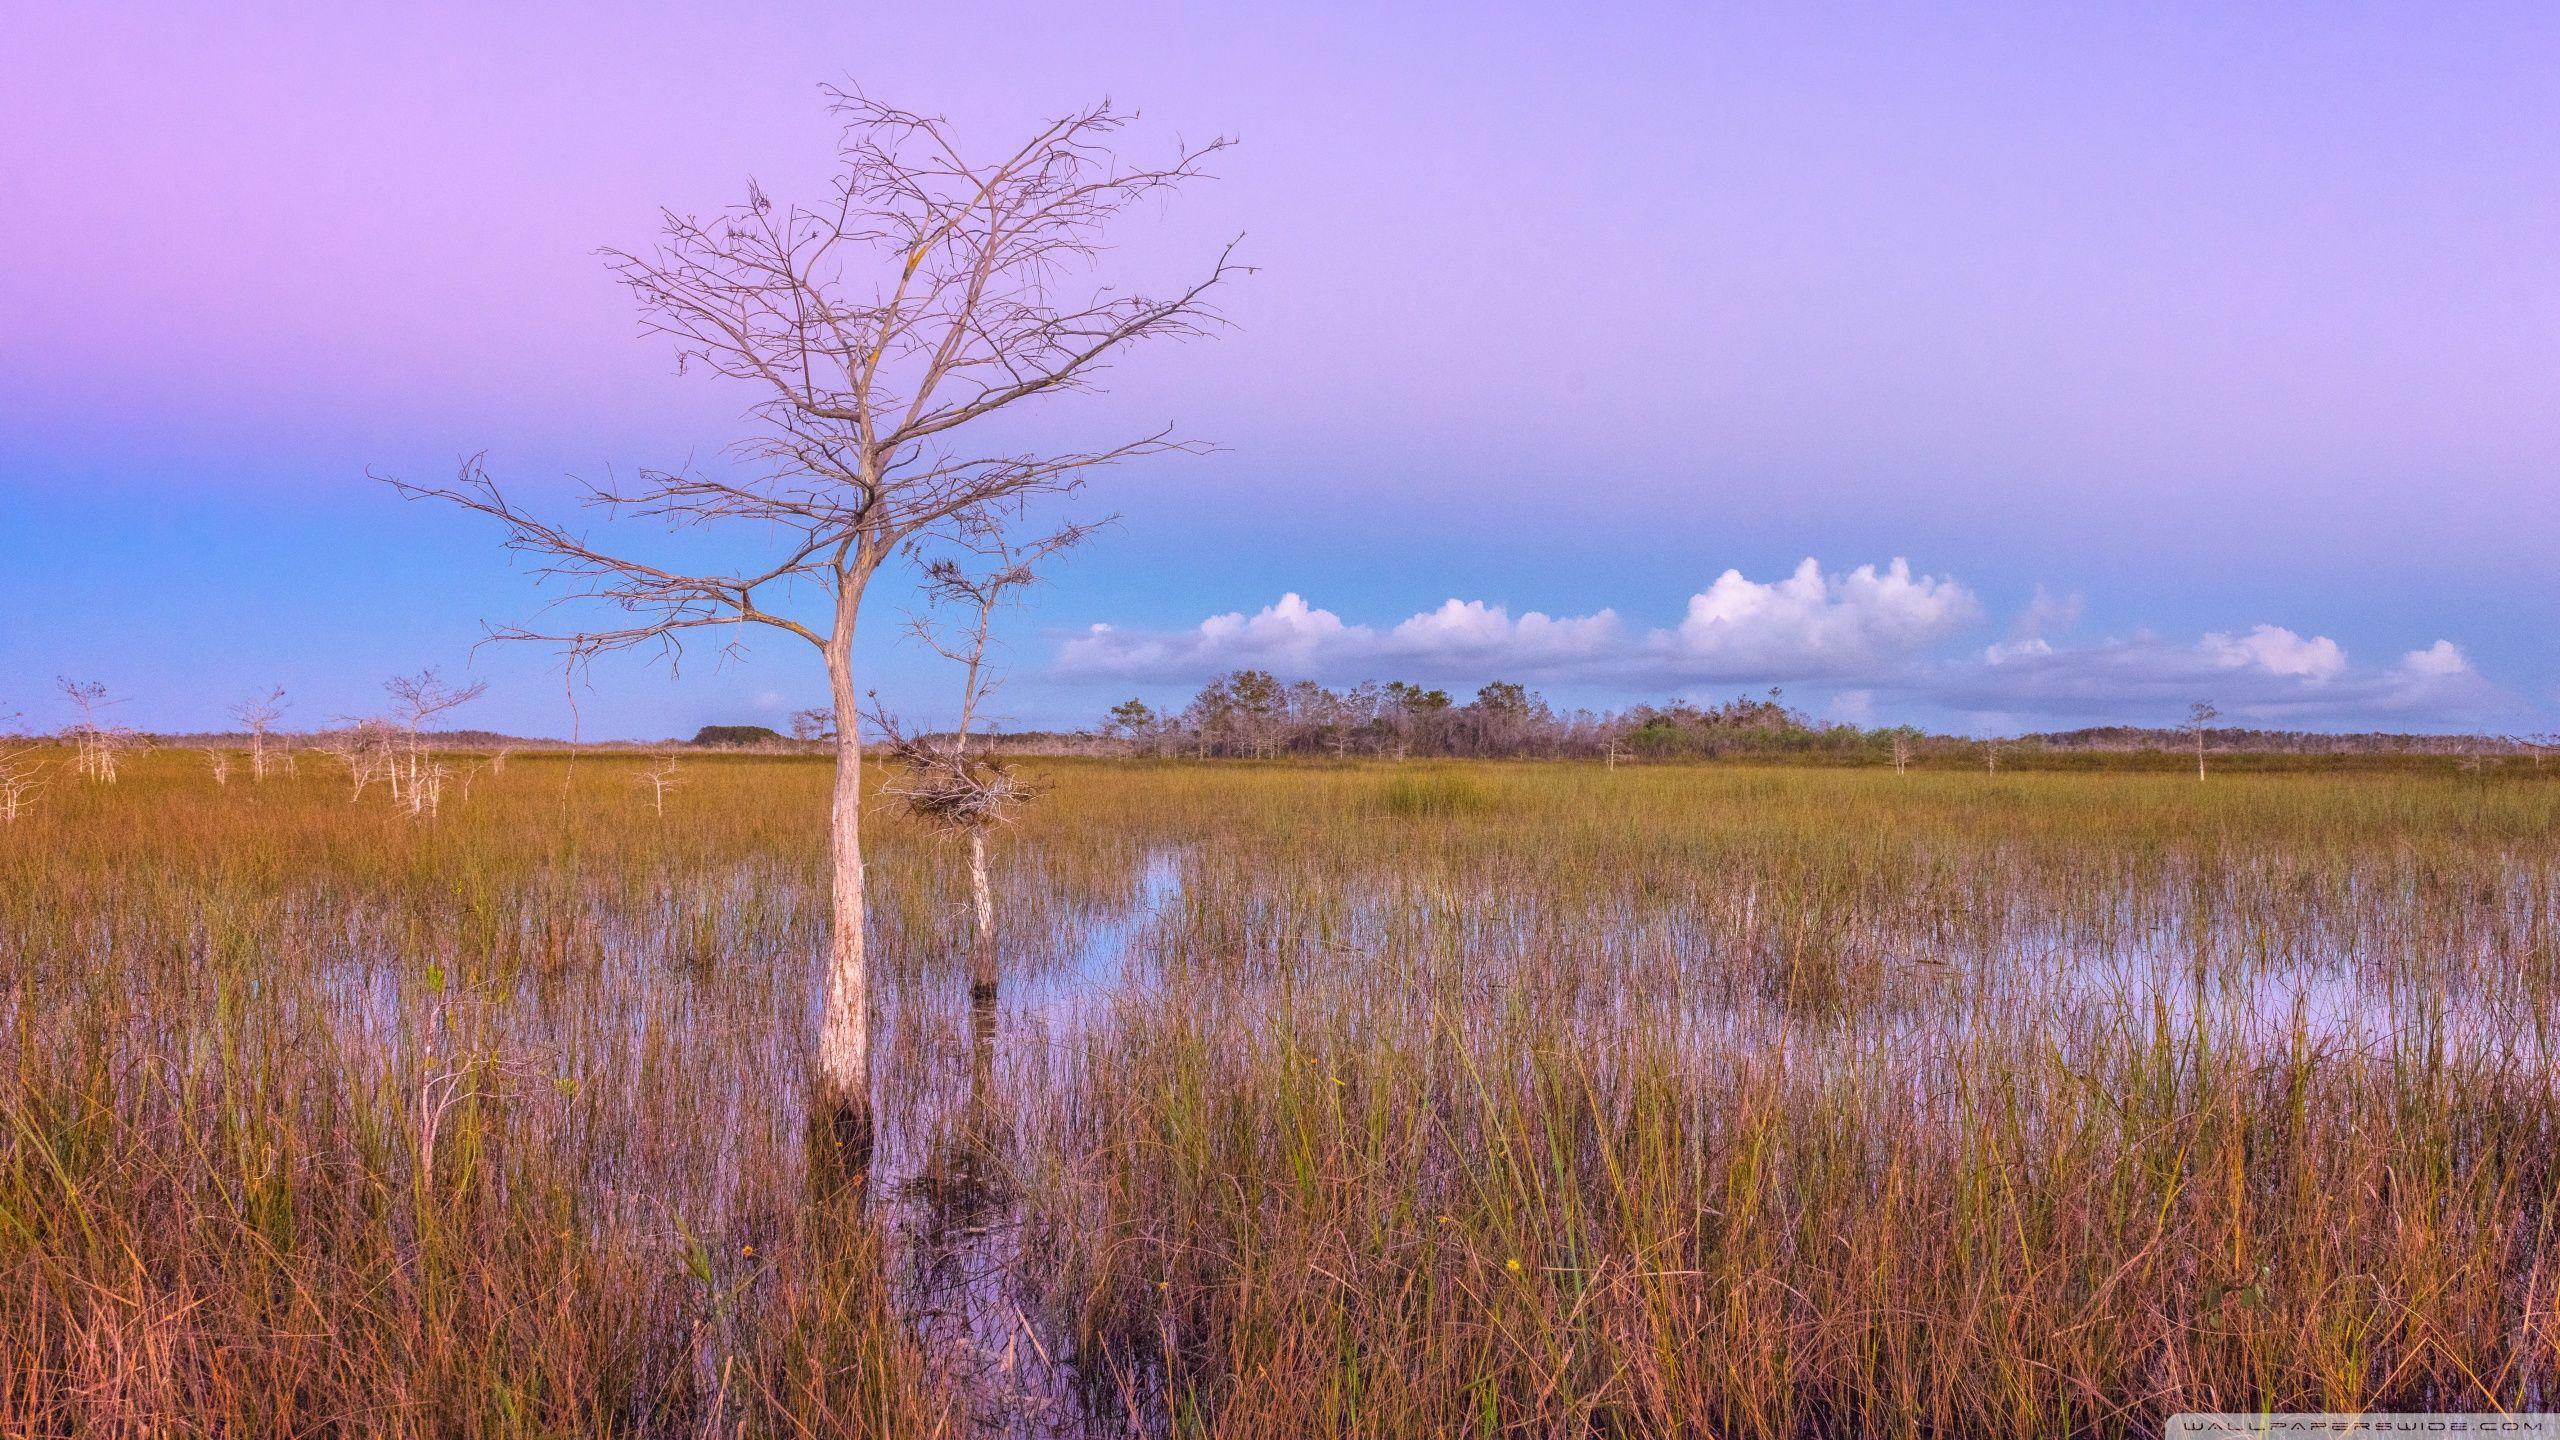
(2, 752, 2556, 1436)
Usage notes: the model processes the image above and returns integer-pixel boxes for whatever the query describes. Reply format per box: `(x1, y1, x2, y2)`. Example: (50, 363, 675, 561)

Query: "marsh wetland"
(4, 754, 2557, 1436)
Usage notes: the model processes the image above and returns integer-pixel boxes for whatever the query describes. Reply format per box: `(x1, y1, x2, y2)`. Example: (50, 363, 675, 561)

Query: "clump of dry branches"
(868, 517, 1085, 961)
(866, 518, 1082, 840)
(869, 712, 1043, 837)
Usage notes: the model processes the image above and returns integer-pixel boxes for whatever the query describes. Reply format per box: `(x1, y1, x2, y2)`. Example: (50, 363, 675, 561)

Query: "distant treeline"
(94, 692, 2550, 766)
(2020, 725, 2535, 756)
(1090, 671, 2552, 765)
(1100, 673, 1856, 760)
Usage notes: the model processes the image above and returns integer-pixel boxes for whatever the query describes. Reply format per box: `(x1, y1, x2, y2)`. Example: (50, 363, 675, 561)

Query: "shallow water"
(17, 780, 2557, 1434)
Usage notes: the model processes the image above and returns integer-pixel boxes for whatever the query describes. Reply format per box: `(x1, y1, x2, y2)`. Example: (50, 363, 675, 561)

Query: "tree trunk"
(813, 579, 874, 1193)
(967, 830, 996, 958)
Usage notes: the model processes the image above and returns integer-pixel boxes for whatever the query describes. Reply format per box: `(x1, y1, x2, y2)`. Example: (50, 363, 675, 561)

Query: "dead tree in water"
(382, 90, 1240, 1185)
(872, 708, 1043, 978)
(874, 521, 1081, 986)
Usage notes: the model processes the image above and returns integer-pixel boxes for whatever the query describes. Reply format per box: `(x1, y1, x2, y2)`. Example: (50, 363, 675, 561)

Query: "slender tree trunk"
(964, 829, 1000, 1169)
(967, 830, 996, 964)
(814, 575, 874, 1190)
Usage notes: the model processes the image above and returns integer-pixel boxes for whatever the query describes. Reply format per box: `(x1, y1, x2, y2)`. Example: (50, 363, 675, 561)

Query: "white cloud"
(1057, 558, 1971, 686)
(2400, 640, 2470, 677)
(1926, 629, 2506, 727)
(1195, 592, 1353, 662)
(1983, 637, 2053, 664)
(2199, 624, 2347, 680)
(1053, 564, 2517, 731)
(1385, 599, 1622, 666)
(1668, 559, 1980, 675)
(1057, 593, 1623, 682)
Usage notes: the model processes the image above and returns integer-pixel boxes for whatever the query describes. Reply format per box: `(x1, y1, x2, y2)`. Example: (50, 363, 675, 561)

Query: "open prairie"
(4, 752, 2556, 1436)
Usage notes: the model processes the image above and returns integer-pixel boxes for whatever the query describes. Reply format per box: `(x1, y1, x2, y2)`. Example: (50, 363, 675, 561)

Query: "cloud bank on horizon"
(1056, 559, 2512, 731)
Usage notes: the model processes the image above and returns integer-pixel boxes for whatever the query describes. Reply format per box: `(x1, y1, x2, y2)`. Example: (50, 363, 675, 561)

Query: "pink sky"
(4, 2, 2555, 736)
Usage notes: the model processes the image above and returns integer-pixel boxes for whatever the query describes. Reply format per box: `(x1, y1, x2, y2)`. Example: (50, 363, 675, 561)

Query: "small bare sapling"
(57, 678, 137, 783)
(0, 720, 45, 823)
(871, 520, 1083, 958)
(634, 755, 684, 815)
(230, 687, 289, 780)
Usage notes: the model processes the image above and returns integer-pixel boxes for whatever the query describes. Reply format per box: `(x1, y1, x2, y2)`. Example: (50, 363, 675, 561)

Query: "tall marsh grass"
(1, 752, 2554, 1435)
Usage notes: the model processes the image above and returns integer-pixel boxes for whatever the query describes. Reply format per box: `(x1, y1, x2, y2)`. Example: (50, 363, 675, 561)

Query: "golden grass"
(1, 751, 2554, 1435)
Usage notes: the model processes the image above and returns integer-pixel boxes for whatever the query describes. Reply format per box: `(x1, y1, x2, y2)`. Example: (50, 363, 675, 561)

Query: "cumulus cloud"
(1944, 627, 2502, 726)
(1053, 562, 2515, 730)
(1666, 559, 1980, 676)
(1056, 559, 1971, 687)
(2198, 624, 2346, 680)
(1387, 599, 1623, 667)
(1056, 593, 1624, 682)
(1982, 636, 2054, 664)
(2401, 639, 2471, 677)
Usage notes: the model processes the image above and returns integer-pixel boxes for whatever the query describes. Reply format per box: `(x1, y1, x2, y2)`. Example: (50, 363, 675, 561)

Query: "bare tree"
(381, 90, 1240, 1173)
(634, 754, 685, 815)
(2187, 701, 2220, 780)
(872, 518, 1084, 982)
(230, 687, 289, 781)
(1891, 734, 1912, 776)
(0, 709, 45, 823)
(57, 678, 136, 783)
(203, 748, 232, 785)
(0, 750, 44, 822)
(381, 669, 488, 816)
(315, 722, 399, 802)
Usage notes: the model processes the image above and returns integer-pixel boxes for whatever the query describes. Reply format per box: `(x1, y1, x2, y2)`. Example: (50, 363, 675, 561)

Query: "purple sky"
(5, 2, 2555, 738)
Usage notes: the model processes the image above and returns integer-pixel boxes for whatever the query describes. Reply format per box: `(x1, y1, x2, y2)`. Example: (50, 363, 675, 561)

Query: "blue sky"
(4, 2, 2554, 739)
